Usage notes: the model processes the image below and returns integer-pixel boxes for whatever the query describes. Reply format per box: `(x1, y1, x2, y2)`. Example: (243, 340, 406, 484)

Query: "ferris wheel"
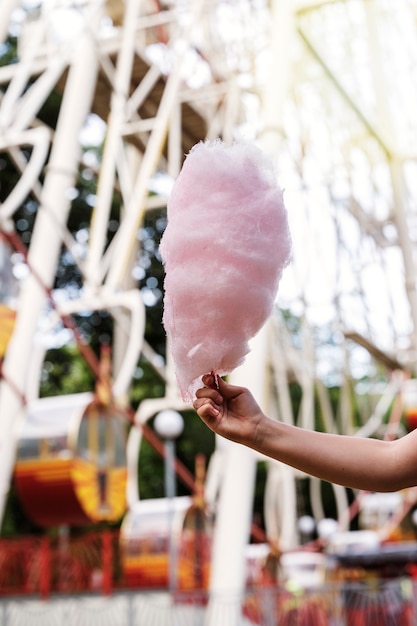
(1, 0, 417, 615)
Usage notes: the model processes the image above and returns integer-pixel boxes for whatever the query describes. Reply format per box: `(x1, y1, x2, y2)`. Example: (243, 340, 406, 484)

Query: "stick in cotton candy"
(159, 140, 292, 402)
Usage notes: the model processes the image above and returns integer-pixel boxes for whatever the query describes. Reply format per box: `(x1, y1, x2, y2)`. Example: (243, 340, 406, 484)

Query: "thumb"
(214, 374, 245, 400)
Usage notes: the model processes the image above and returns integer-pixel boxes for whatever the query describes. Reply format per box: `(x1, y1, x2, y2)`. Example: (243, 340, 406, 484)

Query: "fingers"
(201, 373, 218, 389)
(194, 380, 223, 419)
(193, 392, 221, 418)
(195, 385, 221, 402)
(194, 399, 220, 419)
(193, 384, 220, 403)
(202, 373, 246, 401)
(195, 373, 247, 421)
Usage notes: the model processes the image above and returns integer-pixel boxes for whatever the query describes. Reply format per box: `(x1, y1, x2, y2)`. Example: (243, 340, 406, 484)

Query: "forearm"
(251, 416, 407, 492)
(194, 376, 417, 491)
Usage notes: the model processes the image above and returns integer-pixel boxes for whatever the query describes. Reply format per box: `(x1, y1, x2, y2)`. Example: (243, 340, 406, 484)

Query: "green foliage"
(136, 207, 167, 356)
(1, 486, 43, 537)
(253, 461, 267, 533)
(130, 356, 165, 406)
(0, 36, 18, 67)
(39, 344, 95, 397)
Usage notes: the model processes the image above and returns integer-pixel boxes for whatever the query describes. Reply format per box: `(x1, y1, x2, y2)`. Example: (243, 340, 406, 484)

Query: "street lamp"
(298, 515, 316, 544)
(154, 409, 184, 593)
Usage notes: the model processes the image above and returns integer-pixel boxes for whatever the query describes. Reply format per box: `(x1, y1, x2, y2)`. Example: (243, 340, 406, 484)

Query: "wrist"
(252, 412, 271, 451)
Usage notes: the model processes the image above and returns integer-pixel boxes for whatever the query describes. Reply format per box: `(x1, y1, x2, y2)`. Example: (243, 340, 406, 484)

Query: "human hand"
(193, 374, 265, 446)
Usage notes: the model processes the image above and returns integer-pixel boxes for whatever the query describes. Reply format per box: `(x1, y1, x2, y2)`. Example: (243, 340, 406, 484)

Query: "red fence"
(1, 531, 417, 626)
(0, 528, 213, 598)
(0, 531, 118, 598)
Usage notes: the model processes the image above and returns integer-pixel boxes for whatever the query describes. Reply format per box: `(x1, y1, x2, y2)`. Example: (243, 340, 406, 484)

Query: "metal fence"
(0, 580, 416, 626)
(1, 531, 417, 624)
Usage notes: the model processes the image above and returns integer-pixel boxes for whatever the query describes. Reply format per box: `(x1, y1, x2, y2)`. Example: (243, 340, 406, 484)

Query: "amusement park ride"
(2, 0, 417, 623)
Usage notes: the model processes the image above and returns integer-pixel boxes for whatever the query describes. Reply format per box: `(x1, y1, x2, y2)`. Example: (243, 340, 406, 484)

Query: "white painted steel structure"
(1, 1, 417, 621)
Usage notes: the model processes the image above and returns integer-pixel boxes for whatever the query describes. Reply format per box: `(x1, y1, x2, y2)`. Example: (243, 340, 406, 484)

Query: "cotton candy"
(159, 140, 291, 402)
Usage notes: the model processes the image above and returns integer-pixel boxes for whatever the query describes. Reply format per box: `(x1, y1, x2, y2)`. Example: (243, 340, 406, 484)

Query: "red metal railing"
(0, 531, 118, 598)
(0, 530, 416, 626)
(0, 528, 212, 598)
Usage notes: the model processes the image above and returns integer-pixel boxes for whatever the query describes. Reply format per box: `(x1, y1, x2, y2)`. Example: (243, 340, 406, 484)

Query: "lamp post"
(154, 409, 184, 593)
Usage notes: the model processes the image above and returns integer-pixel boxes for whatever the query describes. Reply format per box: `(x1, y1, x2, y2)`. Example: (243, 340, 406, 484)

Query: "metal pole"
(165, 438, 178, 593)
(85, 0, 142, 290)
(154, 410, 183, 596)
(257, 0, 298, 553)
(206, 344, 263, 626)
(389, 159, 417, 353)
(105, 3, 205, 292)
(164, 438, 176, 500)
(207, 2, 295, 624)
(363, 1, 417, 354)
(0, 0, 19, 46)
(0, 5, 100, 527)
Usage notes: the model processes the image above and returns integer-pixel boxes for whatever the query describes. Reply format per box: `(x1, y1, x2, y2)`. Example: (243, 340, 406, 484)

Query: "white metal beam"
(0, 4, 101, 528)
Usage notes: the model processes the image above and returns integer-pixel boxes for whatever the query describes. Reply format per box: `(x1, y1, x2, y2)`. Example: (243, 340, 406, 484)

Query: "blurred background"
(1, 1, 417, 624)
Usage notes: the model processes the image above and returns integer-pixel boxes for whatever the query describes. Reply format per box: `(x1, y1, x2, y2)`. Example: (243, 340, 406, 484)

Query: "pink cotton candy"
(159, 140, 291, 402)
